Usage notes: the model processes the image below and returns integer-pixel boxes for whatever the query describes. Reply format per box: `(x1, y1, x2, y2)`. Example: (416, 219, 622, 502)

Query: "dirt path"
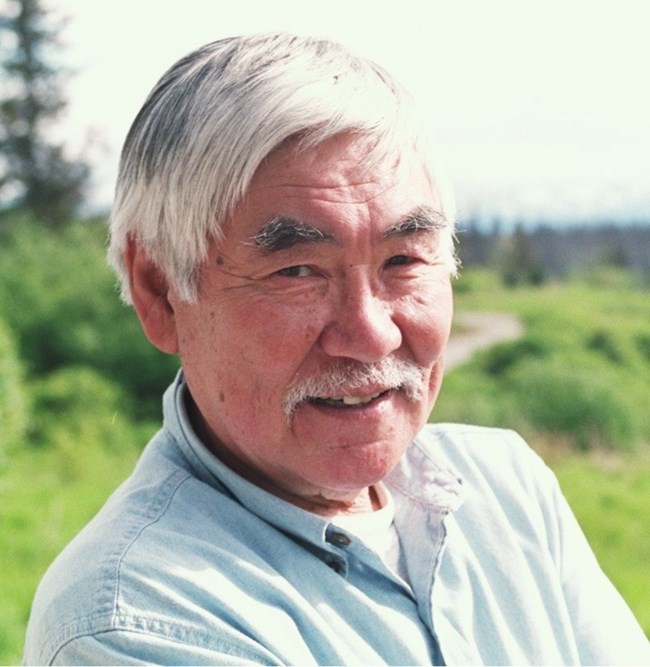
(445, 312, 524, 370)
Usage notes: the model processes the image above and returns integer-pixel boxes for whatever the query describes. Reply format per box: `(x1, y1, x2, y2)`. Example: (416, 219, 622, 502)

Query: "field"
(0, 223, 648, 663)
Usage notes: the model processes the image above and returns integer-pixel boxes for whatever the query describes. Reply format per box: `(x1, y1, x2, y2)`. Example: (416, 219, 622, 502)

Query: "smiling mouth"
(307, 389, 391, 408)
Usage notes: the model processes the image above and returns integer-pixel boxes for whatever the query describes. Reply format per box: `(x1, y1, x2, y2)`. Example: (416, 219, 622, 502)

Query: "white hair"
(108, 33, 457, 303)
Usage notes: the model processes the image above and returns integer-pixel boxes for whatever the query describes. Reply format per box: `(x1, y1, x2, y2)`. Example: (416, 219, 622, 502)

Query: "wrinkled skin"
(127, 134, 454, 516)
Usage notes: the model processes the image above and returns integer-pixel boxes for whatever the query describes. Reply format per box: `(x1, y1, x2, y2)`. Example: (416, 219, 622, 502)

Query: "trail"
(445, 312, 524, 370)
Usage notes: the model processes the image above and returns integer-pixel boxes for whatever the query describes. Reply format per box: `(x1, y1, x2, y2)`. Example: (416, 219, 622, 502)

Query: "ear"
(124, 236, 179, 354)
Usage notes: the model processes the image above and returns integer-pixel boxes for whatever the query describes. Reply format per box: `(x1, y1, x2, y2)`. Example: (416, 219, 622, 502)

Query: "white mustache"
(283, 357, 427, 422)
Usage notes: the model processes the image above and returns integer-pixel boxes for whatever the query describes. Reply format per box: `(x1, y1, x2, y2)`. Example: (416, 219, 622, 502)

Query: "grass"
(436, 269, 650, 451)
(552, 451, 650, 632)
(0, 436, 146, 664)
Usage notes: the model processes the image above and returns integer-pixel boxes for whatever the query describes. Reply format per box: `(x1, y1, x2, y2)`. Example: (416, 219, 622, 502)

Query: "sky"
(29, 0, 650, 225)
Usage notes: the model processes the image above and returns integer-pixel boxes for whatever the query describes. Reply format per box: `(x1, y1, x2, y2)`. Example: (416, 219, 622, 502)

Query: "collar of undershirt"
(331, 483, 395, 555)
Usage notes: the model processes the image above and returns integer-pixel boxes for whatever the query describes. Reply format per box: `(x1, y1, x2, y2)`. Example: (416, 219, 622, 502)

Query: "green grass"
(0, 433, 147, 664)
(551, 452, 650, 633)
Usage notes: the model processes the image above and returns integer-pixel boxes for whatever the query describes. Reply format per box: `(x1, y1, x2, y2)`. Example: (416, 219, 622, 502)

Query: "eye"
(277, 265, 313, 278)
(385, 255, 414, 267)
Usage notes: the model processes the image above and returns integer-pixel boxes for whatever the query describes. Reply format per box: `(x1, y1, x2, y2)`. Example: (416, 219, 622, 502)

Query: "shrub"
(28, 366, 140, 479)
(508, 357, 640, 452)
(492, 226, 546, 287)
(0, 220, 178, 418)
(479, 336, 549, 377)
(0, 318, 28, 457)
(634, 333, 650, 363)
(586, 329, 626, 365)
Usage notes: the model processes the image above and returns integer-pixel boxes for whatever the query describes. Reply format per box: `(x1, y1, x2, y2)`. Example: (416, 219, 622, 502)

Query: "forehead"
(256, 135, 395, 184)
(234, 135, 436, 227)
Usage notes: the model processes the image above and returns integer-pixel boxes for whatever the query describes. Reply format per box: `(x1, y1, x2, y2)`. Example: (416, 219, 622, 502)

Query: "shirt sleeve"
(548, 469, 650, 665)
(49, 629, 284, 666)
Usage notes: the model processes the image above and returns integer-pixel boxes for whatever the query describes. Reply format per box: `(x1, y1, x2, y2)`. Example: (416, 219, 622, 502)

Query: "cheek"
(400, 282, 453, 356)
(221, 306, 326, 439)
(221, 300, 326, 377)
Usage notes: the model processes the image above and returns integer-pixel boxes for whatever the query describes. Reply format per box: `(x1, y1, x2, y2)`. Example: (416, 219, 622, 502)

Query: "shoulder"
(414, 423, 555, 491)
(416, 422, 533, 457)
(401, 423, 562, 528)
(24, 430, 292, 665)
(23, 436, 207, 664)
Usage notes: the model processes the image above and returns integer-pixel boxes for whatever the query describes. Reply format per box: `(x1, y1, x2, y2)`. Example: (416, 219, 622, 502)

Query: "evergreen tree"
(0, 0, 88, 227)
(494, 224, 546, 287)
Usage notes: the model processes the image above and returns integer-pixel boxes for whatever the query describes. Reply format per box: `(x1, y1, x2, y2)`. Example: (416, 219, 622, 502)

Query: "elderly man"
(24, 33, 648, 665)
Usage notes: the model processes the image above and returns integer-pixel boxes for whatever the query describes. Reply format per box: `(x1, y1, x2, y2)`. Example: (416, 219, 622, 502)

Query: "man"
(24, 33, 648, 665)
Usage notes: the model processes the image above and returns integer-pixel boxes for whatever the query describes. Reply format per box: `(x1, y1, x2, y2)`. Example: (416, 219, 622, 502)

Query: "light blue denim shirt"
(24, 373, 649, 665)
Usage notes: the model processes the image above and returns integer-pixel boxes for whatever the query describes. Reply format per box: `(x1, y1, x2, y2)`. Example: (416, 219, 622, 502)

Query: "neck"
(292, 484, 384, 518)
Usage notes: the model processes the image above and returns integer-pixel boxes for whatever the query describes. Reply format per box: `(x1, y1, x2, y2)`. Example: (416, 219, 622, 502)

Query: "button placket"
(323, 525, 352, 574)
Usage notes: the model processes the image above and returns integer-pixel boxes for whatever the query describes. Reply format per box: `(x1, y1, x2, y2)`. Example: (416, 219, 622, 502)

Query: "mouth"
(307, 388, 391, 409)
(283, 357, 428, 424)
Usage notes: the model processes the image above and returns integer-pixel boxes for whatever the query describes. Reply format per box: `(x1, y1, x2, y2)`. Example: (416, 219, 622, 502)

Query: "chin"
(314, 442, 406, 491)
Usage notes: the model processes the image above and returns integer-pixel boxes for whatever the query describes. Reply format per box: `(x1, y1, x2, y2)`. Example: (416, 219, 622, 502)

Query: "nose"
(318, 270, 402, 363)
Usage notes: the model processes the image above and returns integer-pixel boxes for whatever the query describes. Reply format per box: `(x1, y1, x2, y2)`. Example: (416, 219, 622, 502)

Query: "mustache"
(283, 357, 427, 421)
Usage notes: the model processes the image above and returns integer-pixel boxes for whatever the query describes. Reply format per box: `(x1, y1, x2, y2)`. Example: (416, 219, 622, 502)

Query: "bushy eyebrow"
(252, 206, 446, 253)
(382, 206, 447, 240)
(252, 216, 334, 253)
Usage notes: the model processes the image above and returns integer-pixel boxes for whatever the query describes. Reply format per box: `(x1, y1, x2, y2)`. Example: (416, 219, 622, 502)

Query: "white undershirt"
(332, 484, 410, 585)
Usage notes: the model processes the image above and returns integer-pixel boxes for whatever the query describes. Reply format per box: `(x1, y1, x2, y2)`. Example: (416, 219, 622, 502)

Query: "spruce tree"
(0, 0, 88, 227)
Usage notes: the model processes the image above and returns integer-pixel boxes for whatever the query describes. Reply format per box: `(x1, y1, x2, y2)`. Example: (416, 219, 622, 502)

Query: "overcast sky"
(34, 0, 650, 225)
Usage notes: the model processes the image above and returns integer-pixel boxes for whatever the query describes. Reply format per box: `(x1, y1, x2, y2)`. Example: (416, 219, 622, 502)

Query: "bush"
(28, 366, 142, 479)
(635, 333, 650, 363)
(508, 357, 640, 451)
(492, 226, 545, 287)
(480, 336, 549, 376)
(0, 318, 28, 457)
(0, 220, 178, 418)
(586, 329, 626, 364)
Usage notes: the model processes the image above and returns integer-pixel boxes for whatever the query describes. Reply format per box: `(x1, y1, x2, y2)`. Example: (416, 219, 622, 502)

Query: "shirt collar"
(386, 435, 465, 513)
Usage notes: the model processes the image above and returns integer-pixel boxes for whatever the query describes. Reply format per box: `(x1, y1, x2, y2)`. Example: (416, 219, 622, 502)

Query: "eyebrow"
(252, 217, 334, 253)
(252, 205, 447, 253)
(382, 206, 447, 240)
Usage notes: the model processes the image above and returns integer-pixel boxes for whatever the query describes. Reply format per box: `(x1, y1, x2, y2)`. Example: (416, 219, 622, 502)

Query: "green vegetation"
(0, 220, 179, 419)
(0, 224, 648, 662)
(0, 427, 148, 663)
(0, 219, 170, 663)
(435, 269, 650, 452)
(1, 0, 89, 225)
(0, 318, 27, 457)
(554, 453, 650, 630)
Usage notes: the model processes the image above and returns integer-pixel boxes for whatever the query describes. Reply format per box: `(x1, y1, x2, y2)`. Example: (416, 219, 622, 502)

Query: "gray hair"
(108, 33, 457, 303)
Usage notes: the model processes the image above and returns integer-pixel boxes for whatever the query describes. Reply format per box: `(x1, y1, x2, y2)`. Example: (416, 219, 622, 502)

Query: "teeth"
(342, 394, 376, 405)
(318, 390, 384, 407)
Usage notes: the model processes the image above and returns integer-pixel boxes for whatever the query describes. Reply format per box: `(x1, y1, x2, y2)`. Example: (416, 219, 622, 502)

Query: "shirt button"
(330, 531, 351, 547)
(325, 558, 344, 574)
